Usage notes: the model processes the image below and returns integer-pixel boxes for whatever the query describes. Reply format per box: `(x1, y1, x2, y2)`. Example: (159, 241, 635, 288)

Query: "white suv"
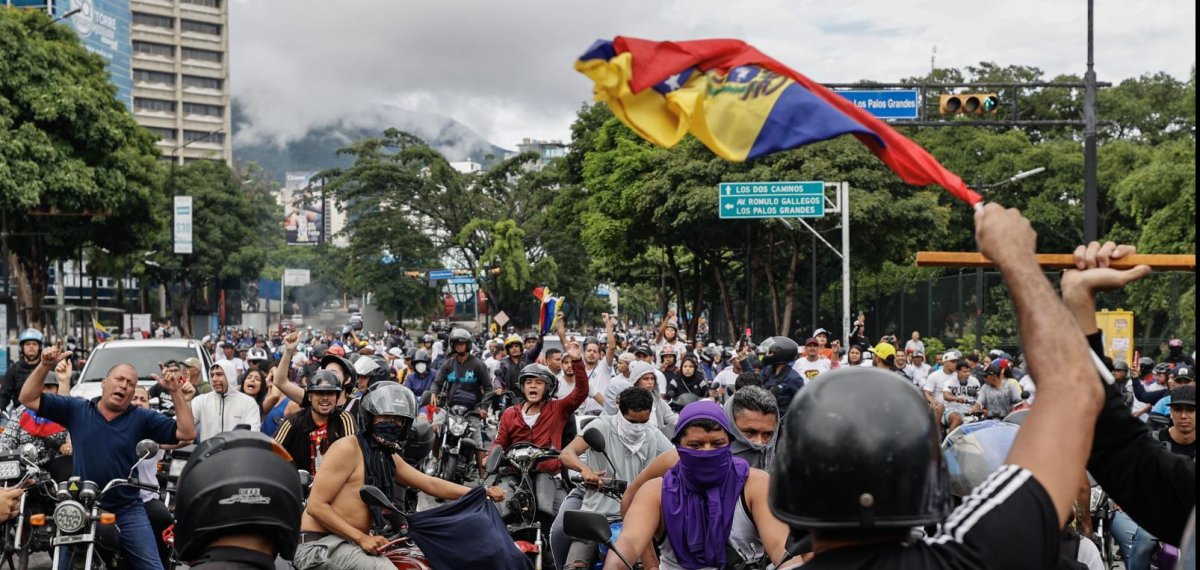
(71, 339, 214, 401)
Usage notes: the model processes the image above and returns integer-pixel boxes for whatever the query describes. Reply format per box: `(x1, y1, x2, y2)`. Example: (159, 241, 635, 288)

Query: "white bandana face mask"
(616, 413, 648, 455)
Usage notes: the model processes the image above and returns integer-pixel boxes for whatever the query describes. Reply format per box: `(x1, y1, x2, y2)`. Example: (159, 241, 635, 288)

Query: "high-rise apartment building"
(129, 0, 231, 163)
(6, 0, 231, 163)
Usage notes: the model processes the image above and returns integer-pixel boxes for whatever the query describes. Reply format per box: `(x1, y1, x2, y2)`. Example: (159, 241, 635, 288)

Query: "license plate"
(52, 534, 94, 546)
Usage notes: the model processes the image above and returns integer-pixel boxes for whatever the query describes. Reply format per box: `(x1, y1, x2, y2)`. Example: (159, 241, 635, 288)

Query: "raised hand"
(39, 345, 72, 369)
(974, 203, 1037, 268)
(1061, 241, 1152, 294)
(283, 331, 301, 352)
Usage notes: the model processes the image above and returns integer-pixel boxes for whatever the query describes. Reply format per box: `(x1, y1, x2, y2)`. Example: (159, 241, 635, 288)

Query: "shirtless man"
(293, 382, 503, 570)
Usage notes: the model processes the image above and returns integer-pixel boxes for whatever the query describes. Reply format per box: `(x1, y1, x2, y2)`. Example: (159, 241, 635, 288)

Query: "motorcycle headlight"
(54, 501, 88, 534)
(1089, 487, 1104, 512)
(449, 418, 467, 437)
(0, 460, 21, 480)
(169, 459, 187, 479)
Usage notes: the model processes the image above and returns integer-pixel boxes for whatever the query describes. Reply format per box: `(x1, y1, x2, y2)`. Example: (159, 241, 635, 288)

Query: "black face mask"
(369, 423, 409, 450)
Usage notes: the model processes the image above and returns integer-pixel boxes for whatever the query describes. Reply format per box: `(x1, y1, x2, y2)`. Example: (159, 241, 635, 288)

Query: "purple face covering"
(662, 401, 750, 568)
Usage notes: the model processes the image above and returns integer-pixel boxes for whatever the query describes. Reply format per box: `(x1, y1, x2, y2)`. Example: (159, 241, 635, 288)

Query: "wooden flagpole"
(915, 252, 1195, 271)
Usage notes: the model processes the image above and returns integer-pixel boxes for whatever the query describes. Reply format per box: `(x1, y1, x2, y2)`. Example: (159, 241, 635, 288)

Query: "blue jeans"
(1112, 510, 1155, 570)
(57, 502, 163, 570)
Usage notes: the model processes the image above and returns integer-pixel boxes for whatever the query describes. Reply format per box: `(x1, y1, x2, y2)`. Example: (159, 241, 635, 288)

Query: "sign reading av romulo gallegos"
(718, 181, 826, 219)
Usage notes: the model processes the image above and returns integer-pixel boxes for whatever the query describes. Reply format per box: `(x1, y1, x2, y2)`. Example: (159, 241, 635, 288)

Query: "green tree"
(1, 7, 163, 328)
(146, 161, 273, 336)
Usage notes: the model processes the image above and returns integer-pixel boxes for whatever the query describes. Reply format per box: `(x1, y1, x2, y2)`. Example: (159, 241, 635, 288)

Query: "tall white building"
(130, 0, 231, 164)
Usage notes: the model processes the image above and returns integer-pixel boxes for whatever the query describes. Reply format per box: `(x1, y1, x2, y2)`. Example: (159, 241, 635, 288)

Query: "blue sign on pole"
(718, 181, 825, 219)
(448, 277, 477, 285)
(428, 269, 453, 280)
(55, 0, 133, 109)
(835, 90, 920, 120)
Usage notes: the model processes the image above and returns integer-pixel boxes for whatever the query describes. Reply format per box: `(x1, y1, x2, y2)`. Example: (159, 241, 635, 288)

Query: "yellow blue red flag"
(94, 319, 111, 343)
(575, 37, 981, 206)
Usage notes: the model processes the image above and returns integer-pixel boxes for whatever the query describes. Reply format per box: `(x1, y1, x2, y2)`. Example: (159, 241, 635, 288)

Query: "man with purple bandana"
(607, 401, 791, 570)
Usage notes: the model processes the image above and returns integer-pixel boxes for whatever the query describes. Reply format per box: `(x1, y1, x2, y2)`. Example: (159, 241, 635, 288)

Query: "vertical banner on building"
(283, 172, 325, 246)
(0, 304, 8, 375)
(174, 196, 194, 254)
(55, 0, 133, 108)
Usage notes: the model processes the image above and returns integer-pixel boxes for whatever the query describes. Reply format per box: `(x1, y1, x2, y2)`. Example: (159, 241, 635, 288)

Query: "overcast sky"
(230, 0, 1195, 151)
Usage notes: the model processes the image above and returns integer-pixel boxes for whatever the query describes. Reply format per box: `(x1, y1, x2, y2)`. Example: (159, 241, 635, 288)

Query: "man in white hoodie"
(191, 361, 261, 443)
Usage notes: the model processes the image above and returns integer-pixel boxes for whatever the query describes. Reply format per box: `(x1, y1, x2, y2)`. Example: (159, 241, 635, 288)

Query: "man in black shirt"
(768, 205, 1107, 569)
(1157, 385, 1195, 460)
(429, 328, 491, 479)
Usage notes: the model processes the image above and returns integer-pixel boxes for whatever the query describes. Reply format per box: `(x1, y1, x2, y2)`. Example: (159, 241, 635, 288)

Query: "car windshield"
(541, 337, 563, 356)
(81, 346, 198, 382)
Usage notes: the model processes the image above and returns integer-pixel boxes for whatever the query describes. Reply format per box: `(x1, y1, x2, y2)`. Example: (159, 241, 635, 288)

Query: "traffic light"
(939, 93, 999, 115)
(404, 271, 423, 280)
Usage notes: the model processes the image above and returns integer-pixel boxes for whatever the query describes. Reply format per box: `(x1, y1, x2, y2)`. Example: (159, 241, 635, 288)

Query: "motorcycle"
(1, 444, 56, 570)
(157, 444, 194, 511)
(33, 440, 162, 570)
(486, 443, 561, 570)
(400, 420, 435, 513)
(358, 485, 432, 570)
(561, 427, 632, 570)
(1088, 482, 1119, 569)
(433, 404, 481, 485)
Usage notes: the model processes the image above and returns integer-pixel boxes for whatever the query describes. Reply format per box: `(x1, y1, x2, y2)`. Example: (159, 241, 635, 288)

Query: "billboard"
(283, 172, 325, 246)
(54, 0, 133, 108)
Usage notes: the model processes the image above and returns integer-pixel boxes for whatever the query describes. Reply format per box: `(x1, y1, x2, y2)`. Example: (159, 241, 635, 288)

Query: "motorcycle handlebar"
(568, 475, 628, 493)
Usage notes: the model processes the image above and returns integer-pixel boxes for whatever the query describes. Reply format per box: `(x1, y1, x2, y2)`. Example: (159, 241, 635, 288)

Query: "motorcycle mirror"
(20, 443, 39, 466)
(582, 428, 606, 454)
(484, 446, 504, 474)
(136, 439, 160, 460)
(359, 485, 395, 511)
(563, 510, 611, 543)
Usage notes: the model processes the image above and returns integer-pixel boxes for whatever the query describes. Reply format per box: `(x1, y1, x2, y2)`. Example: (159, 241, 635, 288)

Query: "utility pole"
(1083, 0, 1099, 242)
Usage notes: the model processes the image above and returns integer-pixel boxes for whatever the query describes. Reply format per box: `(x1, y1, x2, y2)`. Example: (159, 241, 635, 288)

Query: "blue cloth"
(406, 370, 437, 396)
(406, 486, 532, 570)
(261, 398, 290, 437)
(1151, 395, 1173, 417)
(761, 364, 805, 413)
(37, 393, 178, 509)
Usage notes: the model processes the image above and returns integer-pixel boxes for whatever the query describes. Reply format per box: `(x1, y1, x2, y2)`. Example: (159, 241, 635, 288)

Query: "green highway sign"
(718, 181, 825, 219)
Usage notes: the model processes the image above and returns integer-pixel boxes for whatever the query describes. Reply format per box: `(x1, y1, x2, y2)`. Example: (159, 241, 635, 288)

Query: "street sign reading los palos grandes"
(718, 181, 825, 219)
(835, 89, 920, 120)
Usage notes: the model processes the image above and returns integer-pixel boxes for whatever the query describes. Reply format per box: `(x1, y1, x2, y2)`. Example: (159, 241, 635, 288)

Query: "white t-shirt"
(1020, 375, 1038, 405)
(943, 375, 981, 413)
(556, 370, 605, 414)
(907, 363, 932, 386)
(713, 368, 739, 388)
(792, 357, 832, 382)
(905, 339, 926, 354)
(924, 368, 956, 404)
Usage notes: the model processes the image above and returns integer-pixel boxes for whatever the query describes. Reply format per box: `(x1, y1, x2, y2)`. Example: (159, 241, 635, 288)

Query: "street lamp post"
(31, 7, 82, 32)
(973, 167, 1048, 354)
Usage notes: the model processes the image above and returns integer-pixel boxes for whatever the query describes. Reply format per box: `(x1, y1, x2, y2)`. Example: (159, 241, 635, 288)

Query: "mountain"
(231, 100, 512, 184)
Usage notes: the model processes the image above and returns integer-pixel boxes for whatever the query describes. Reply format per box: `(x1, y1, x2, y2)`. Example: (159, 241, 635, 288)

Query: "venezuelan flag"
(94, 319, 111, 343)
(575, 37, 981, 206)
(534, 287, 564, 336)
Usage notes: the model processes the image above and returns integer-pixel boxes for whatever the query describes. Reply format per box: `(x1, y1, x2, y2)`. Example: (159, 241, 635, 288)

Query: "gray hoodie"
(723, 393, 778, 471)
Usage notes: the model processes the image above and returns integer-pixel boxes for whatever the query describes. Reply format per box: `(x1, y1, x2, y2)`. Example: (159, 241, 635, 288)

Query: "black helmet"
(412, 349, 431, 364)
(306, 369, 342, 394)
(1113, 360, 1130, 373)
(518, 363, 558, 400)
(448, 328, 472, 347)
(760, 336, 799, 366)
(174, 430, 302, 560)
(700, 345, 721, 363)
(524, 332, 539, 342)
(633, 345, 654, 358)
(770, 367, 951, 529)
(320, 354, 357, 385)
(421, 333, 435, 344)
(1138, 356, 1156, 370)
(358, 382, 418, 447)
(1154, 362, 1173, 375)
(353, 355, 393, 385)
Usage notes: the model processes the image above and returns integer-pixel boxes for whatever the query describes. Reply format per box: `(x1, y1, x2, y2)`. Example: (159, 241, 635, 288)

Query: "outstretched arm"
(273, 332, 306, 403)
(974, 204, 1104, 526)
